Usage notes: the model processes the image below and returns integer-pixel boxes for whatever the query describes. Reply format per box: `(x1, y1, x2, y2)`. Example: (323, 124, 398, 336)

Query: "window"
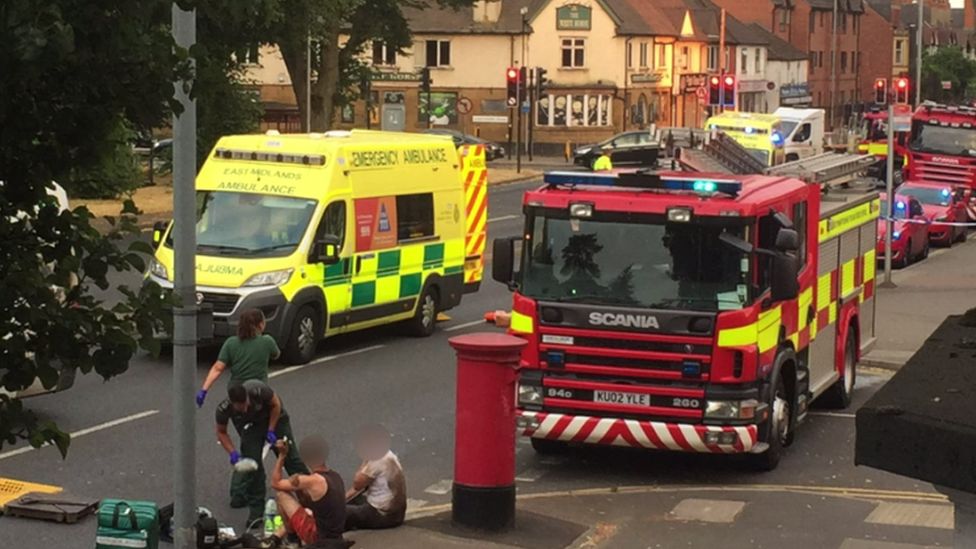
(536, 93, 612, 127)
(840, 12, 847, 33)
(840, 51, 847, 73)
(561, 38, 585, 68)
(809, 12, 815, 34)
(706, 45, 718, 71)
(425, 40, 451, 67)
(237, 45, 260, 65)
(895, 40, 904, 65)
(680, 46, 690, 69)
(810, 51, 817, 70)
(396, 193, 434, 242)
(639, 42, 649, 68)
(627, 42, 634, 68)
(818, 51, 824, 68)
(778, 8, 790, 32)
(316, 201, 346, 254)
(372, 42, 396, 66)
(658, 44, 668, 67)
(792, 202, 808, 268)
(754, 49, 761, 74)
(741, 49, 748, 75)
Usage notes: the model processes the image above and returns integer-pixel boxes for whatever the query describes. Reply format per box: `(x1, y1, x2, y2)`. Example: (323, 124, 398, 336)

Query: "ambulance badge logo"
(378, 204, 391, 232)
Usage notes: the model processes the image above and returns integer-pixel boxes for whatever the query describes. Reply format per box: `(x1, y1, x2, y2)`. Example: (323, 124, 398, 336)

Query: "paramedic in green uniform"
(196, 309, 280, 509)
(592, 144, 614, 171)
(215, 380, 308, 527)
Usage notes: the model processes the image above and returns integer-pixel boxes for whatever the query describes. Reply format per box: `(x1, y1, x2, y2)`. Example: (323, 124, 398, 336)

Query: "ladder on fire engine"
(765, 152, 877, 188)
(677, 131, 768, 175)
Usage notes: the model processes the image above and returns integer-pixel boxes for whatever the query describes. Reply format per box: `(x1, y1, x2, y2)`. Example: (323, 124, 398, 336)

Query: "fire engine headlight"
(704, 399, 760, 420)
(892, 231, 902, 240)
(242, 268, 294, 287)
(518, 383, 544, 406)
(569, 203, 593, 218)
(667, 207, 693, 223)
(148, 258, 169, 281)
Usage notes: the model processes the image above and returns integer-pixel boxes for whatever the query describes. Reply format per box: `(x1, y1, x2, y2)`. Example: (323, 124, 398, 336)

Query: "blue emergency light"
(942, 188, 951, 197)
(896, 200, 906, 210)
(543, 171, 742, 197)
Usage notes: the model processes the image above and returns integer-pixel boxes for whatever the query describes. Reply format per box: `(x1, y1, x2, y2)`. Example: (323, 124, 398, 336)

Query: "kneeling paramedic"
(215, 380, 308, 526)
(263, 436, 348, 549)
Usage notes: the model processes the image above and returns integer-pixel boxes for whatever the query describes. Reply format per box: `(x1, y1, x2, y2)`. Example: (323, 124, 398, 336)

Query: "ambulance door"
(349, 195, 407, 326)
(308, 198, 353, 335)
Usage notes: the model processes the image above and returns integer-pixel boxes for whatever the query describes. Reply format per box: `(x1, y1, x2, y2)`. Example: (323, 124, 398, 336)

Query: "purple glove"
(195, 389, 207, 408)
(266, 431, 277, 445)
(229, 450, 241, 465)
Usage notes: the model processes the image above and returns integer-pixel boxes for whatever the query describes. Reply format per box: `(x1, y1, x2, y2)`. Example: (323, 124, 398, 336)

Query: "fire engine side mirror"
(718, 232, 754, 254)
(492, 237, 518, 287)
(771, 254, 800, 302)
(774, 228, 800, 252)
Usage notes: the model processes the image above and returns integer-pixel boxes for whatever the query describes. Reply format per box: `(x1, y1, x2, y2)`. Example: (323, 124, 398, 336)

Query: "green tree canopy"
(921, 47, 976, 103)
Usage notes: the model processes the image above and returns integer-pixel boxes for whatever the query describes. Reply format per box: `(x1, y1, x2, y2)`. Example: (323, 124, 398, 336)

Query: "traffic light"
(535, 67, 548, 97)
(874, 78, 887, 104)
(506, 66, 519, 107)
(420, 67, 432, 93)
(722, 75, 735, 108)
(708, 75, 720, 106)
(895, 77, 909, 103)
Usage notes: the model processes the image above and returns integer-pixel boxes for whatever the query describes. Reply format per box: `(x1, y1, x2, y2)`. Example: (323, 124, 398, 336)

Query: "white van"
(774, 107, 825, 162)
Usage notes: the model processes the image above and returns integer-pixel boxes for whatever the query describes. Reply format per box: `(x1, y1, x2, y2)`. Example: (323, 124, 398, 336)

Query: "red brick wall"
(859, 6, 894, 104)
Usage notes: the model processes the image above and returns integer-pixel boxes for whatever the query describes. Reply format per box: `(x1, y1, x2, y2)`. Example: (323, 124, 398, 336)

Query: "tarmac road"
(0, 177, 970, 548)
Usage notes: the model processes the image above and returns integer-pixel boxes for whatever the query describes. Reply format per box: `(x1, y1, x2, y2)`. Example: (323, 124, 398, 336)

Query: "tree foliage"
(0, 0, 179, 455)
(921, 47, 976, 103)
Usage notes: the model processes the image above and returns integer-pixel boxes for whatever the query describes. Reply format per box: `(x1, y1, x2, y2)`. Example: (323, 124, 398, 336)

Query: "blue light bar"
(543, 171, 742, 196)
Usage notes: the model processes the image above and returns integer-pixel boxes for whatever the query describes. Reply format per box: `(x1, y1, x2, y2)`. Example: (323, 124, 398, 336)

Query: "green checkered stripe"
(325, 240, 463, 309)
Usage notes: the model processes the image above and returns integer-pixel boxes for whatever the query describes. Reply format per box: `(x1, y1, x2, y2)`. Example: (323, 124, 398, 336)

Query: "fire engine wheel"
(749, 375, 790, 471)
(823, 330, 857, 409)
(530, 437, 567, 455)
(407, 286, 439, 337)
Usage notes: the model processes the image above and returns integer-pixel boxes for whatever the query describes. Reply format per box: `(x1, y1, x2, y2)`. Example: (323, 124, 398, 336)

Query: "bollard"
(449, 332, 527, 531)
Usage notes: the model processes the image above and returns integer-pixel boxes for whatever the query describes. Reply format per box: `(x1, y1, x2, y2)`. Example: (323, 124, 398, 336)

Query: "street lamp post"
(830, 0, 838, 128)
(916, 0, 924, 105)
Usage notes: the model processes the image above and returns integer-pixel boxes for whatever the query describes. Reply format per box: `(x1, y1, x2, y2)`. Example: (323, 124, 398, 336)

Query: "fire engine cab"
(905, 101, 976, 188)
(493, 170, 879, 470)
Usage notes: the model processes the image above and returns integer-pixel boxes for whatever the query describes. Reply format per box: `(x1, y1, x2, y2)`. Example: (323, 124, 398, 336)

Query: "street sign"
(506, 97, 517, 107)
(458, 97, 473, 114)
(473, 115, 508, 124)
(942, 80, 952, 90)
(695, 86, 707, 99)
(521, 101, 530, 113)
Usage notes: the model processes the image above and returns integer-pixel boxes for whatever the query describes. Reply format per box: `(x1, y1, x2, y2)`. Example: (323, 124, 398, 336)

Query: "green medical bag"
(95, 499, 159, 549)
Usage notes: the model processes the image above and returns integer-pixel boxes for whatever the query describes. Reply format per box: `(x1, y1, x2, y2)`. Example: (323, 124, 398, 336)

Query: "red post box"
(449, 332, 526, 531)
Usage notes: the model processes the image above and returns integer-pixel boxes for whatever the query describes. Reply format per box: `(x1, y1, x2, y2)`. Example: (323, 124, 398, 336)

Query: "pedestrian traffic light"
(874, 78, 887, 104)
(895, 77, 910, 104)
(506, 67, 519, 107)
(708, 76, 720, 106)
(519, 66, 528, 103)
(420, 67, 432, 93)
(722, 75, 735, 108)
(535, 67, 549, 97)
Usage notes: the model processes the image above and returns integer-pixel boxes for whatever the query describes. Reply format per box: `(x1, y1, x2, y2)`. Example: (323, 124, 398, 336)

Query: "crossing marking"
(668, 498, 746, 523)
(865, 502, 953, 530)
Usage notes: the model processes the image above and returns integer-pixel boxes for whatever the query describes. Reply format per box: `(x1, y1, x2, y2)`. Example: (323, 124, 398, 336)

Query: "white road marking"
(423, 479, 453, 495)
(0, 409, 160, 461)
(488, 214, 519, 223)
(515, 468, 546, 482)
(865, 502, 953, 530)
(269, 344, 385, 378)
(444, 319, 489, 332)
(840, 539, 939, 549)
(406, 498, 428, 511)
(808, 411, 857, 419)
(668, 498, 746, 523)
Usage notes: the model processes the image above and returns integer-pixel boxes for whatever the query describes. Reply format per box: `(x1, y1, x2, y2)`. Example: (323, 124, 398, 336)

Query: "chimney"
(474, 0, 502, 24)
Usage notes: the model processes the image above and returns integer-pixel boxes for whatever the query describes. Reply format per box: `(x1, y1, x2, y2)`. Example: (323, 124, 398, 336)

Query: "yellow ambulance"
(704, 111, 786, 166)
(148, 130, 487, 364)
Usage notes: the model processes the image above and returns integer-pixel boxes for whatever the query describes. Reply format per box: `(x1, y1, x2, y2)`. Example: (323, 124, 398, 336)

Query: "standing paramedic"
(196, 308, 280, 510)
(215, 380, 308, 527)
(262, 436, 348, 549)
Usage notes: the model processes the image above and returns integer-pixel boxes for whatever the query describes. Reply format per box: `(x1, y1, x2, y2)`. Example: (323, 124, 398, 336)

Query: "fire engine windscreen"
(861, 119, 887, 142)
(910, 122, 976, 156)
(521, 214, 750, 311)
(164, 191, 319, 257)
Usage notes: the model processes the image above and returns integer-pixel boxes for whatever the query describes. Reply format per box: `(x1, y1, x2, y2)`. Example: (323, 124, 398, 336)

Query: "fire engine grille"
(914, 159, 976, 185)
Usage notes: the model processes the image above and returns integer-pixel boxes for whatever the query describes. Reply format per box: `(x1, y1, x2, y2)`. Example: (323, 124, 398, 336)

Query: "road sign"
(521, 102, 530, 113)
(472, 115, 508, 124)
(458, 97, 473, 114)
(506, 97, 517, 107)
(942, 80, 953, 90)
(695, 86, 707, 99)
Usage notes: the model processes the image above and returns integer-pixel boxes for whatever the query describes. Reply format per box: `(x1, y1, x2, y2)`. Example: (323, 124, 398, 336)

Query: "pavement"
(0, 176, 973, 548)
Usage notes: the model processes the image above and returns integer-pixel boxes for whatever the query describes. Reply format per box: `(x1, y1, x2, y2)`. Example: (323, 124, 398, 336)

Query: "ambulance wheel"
(408, 286, 439, 337)
(749, 375, 790, 472)
(823, 330, 857, 409)
(284, 305, 319, 365)
(531, 438, 566, 455)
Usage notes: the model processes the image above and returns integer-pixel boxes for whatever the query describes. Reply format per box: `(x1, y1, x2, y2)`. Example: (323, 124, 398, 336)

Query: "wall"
(405, 34, 515, 88)
(766, 58, 810, 110)
(526, 1, 627, 87)
(859, 5, 894, 104)
(806, 8, 860, 124)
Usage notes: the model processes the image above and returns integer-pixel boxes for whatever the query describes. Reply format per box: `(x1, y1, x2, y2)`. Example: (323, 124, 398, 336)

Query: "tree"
(267, 0, 475, 130)
(921, 47, 976, 103)
(0, 0, 179, 455)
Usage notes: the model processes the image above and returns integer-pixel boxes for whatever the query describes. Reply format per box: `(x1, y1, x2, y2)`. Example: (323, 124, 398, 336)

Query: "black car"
(573, 130, 660, 169)
(423, 129, 505, 160)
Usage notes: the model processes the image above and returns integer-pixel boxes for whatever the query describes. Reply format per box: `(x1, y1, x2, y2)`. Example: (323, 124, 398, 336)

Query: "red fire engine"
(905, 102, 976, 188)
(493, 170, 879, 470)
(857, 104, 912, 179)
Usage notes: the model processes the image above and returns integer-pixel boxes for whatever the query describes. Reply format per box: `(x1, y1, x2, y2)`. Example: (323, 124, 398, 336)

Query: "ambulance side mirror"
(313, 235, 341, 265)
(492, 237, 518, 288)
(152, 221, 168, 248)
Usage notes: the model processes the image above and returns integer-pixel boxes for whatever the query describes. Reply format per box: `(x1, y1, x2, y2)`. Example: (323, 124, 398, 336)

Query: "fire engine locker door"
(808, 235, 840, 396)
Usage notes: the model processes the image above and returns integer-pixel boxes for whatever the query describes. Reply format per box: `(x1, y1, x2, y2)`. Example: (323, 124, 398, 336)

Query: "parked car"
(896, 181, 969, 247)
(877, 194, 929, 268)
(573, 130, 660, 169)
(422, 129, 505, 160)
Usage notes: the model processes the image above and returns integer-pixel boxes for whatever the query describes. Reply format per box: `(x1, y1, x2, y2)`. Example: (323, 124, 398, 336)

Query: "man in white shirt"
(344, 424, 406, 530)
